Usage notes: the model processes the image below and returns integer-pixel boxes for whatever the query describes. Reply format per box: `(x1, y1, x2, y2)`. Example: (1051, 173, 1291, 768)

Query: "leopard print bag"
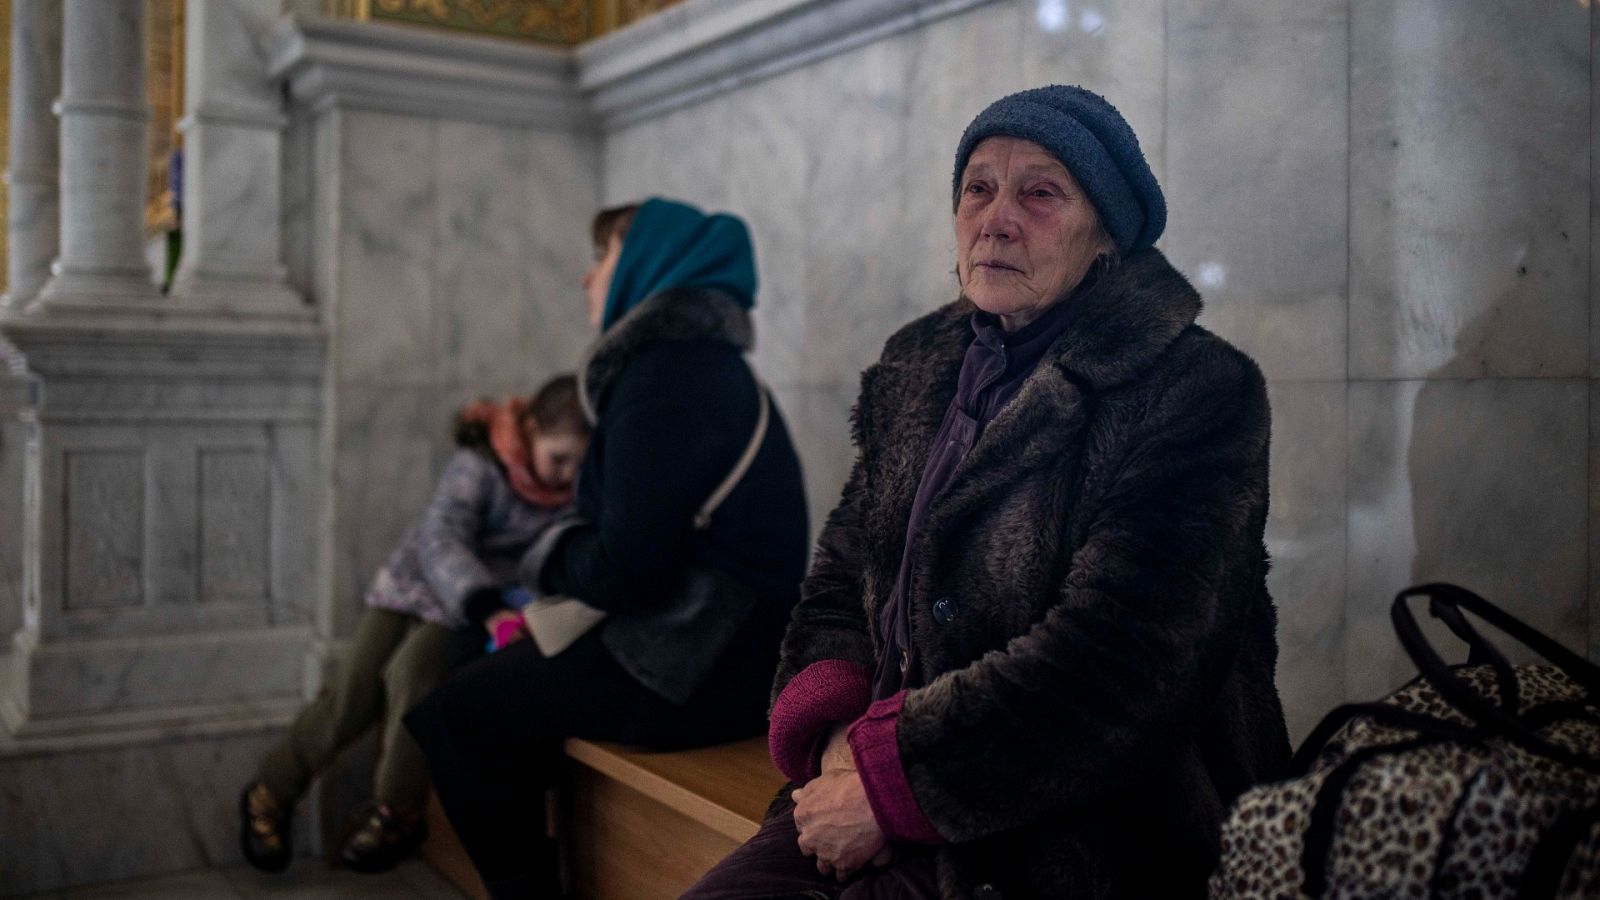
(1210, 584, 1600, 899)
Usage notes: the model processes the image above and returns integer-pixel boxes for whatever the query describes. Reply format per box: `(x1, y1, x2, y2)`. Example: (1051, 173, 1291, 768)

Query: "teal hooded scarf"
(601, 197, 758, 331)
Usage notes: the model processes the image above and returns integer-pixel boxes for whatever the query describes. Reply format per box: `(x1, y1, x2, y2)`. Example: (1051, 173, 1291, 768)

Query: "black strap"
(1301, 735, 1465, 897)
(1427, 594, 1520, 712)
(1290, 702, 1482, 777)
(1392, 585, 1600, 774)
(1397, 584, 1600, 695)
(1426, 769, 1489, 897)
(1519, 700, 1600, 733)
(1516, 803, 1600, 900)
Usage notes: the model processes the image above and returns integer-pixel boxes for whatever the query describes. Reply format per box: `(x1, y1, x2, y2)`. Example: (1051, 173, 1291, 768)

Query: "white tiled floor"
(22, 860, 468, 900)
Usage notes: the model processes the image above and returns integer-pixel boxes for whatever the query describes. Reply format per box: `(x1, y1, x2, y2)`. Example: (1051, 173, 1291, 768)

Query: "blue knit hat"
(952, 85, 1165, 253)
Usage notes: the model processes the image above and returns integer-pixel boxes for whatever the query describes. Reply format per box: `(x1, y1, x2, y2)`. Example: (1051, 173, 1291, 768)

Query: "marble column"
(2, 0, 61, 310)
(168, 0, 305, 316)
(30, 0, 160, 310)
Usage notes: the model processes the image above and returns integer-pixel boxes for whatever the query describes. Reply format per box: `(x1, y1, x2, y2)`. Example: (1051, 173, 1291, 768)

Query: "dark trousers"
(683, 805, 940, 900)
(257, 607, 479, 815)
(405, 625, 773, 899)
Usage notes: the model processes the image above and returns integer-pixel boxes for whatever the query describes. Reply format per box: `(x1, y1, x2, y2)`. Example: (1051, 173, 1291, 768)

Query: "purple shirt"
(872, 297, 1080, 699)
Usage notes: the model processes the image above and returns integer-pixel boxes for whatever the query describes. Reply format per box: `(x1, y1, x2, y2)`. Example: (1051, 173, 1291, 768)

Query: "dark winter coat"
(773, 249, 1291, 899)
(525, 287, 810, 705)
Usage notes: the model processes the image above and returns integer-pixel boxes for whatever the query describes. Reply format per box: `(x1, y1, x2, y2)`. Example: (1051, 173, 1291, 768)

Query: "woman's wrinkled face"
(524, 423, 587, 490)
(955, 136, 1113, 331)
(581, 233, 623, 329)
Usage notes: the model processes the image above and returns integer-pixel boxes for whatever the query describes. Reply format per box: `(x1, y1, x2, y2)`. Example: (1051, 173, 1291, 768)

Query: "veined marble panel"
(1168, 11, 1348, 382)
(29, 422, 311, 641)
(600, 118, 661, 207)
(269, 423, 318, 627)
(336, 111, 438, 387)
(802, 31, 922, 386)
(725, 68, 814, 387)
(311, 107, 343, 315)
(181, 122, 285, 277)
(435, 121, 532, 390)
(62, 449, 146, 612)
(902, 3, 1024, 309)
(0, 725, 300, 895)
(0, 413, 27, 644)
(331, 386, 441, 638)
(768, 383, 856, 543)
(524, 129, 602, 379)
(653, 95, 733, 211)
(1346, 378, 1588, 700)
(145, 439, 202, 611)
(1022, 0, 1166, 187)
(1264, 381, 1347, 743)
(183, 0, 283, 116)
(19, 626, 307, 722)
(1350, 0, 1590, 380)
(281, 109, 316, 301)
(198, 449, 272, 604)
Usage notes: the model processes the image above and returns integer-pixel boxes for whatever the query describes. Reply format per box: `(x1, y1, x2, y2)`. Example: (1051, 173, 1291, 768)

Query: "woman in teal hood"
(409, 197, 810, 899)
(592, 197, 758, 331)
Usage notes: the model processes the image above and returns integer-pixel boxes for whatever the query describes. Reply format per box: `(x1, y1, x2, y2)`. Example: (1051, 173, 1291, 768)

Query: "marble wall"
(0, 374, 29, 655)
(307, 109, 599, 637)
(599, 0, 1595, 740)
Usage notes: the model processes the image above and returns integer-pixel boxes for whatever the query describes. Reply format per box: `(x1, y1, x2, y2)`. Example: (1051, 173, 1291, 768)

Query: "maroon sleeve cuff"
(847, 691, 944, 844)
(768, 659, 873, 783)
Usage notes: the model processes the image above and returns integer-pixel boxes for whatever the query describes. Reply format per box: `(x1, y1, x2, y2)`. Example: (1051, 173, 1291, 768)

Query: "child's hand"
(485, 609, 527, 650)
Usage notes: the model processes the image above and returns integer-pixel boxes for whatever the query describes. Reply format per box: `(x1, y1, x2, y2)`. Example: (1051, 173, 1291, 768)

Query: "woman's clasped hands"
(791, 727, 893, 881)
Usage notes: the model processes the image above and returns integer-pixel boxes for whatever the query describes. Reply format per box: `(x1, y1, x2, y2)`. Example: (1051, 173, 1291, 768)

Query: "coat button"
(932, 597, 956, 624)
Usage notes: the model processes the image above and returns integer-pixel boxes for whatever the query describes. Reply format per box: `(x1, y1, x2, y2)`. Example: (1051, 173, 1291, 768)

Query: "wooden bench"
(422, 735, 784, 900)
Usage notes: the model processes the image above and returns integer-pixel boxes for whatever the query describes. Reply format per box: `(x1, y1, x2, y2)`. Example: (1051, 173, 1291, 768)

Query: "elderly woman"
(685, 86, 1290, 900)
(407, 198, 810, 898)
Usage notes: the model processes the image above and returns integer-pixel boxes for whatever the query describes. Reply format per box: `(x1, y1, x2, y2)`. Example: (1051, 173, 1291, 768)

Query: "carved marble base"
(166, 270, 313, 323)
(0, 718, 313, 896)
(0, 316, 325, 741)
(30, 266, 161, 311)
(2, 626, 312, 737)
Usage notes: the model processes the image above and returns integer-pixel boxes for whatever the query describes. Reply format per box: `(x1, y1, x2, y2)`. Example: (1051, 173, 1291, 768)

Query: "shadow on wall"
(1406, 288, 1587, 679)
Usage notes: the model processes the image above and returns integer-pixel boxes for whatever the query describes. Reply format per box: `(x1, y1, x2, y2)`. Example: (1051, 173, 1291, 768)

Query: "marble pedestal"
(0, 719, 312, 895)
(0, 313, 331, 894)
(0, 315, 324, 738)
(0, 342, 35, 661)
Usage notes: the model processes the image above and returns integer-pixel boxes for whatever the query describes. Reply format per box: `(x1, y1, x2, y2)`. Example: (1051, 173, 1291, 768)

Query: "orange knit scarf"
(456, 397, 575, 510)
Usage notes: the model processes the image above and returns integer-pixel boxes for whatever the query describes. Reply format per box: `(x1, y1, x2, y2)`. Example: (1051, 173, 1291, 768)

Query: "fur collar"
(1049, 248, 1203, 389)
(855, 249, 1207, 611)
(578, 287, 754, 422)
(879, 248, 1202, 393)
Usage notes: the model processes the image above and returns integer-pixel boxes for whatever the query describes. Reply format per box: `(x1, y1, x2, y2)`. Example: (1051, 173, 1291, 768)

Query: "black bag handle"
(1300, 735, 1467, 897)
(1425, 593, 1520, 712)
(1288, 701, 1482, 777)
(1392, 584, 1600, 774)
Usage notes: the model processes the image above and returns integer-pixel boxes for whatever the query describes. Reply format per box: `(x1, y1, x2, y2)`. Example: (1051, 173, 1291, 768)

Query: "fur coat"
(772, 249, 1291, 899)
